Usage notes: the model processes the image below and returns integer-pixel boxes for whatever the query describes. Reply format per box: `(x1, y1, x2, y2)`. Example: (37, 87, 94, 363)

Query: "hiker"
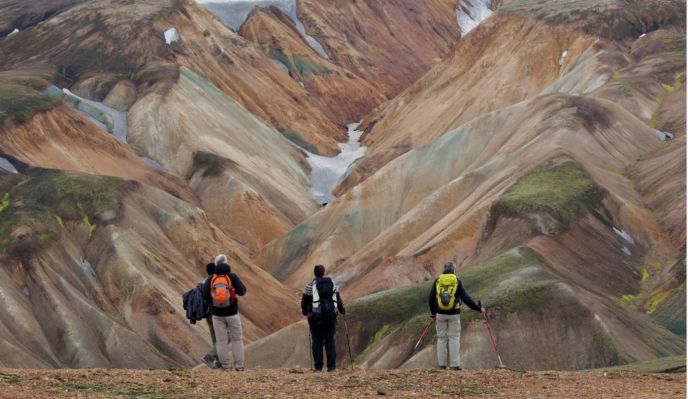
(301, 265, 346, 372)
(202, 254, 247, 371)
(428, 261, 485, 370)
(200, 262, 221, 369)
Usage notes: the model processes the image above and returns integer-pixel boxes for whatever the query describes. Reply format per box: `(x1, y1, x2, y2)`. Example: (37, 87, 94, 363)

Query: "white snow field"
(456, 0, 493, 36)
(305, 122, 366, 205)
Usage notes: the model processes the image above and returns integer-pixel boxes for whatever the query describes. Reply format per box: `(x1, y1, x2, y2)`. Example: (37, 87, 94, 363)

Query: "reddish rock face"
(239, 6, 386, 127)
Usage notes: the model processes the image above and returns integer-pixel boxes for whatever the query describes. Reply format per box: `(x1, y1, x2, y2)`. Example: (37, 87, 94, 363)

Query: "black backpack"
(312, 277, 338, 321)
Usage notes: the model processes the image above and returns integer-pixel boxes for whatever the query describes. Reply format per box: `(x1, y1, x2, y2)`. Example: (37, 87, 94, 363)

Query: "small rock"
(289, 368, 304, 374)
(377, 388, 387, 396)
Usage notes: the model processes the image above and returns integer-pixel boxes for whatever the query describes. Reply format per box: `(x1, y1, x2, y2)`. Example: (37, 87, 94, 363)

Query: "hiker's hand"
(481, 307, 487, 314)
(431, 315, 436, 320)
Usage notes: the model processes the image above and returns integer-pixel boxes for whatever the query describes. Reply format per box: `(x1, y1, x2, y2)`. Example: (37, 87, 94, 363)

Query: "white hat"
(214, 254, 228, 266)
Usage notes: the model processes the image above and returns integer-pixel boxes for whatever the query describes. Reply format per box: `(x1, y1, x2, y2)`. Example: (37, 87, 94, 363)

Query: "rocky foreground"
(0, 368, 684, 398)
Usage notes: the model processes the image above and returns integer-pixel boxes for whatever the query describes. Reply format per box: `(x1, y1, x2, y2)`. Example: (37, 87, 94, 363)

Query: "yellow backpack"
(436, 273, 460, 311)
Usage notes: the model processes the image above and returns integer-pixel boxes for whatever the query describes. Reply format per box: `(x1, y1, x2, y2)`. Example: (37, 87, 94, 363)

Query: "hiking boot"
(438, 366, 447, 370)
(201, 355, 217, 369)
(234, 367, 245, 372)
(450, 366, 462, 371)
(327, 368, 336, 373)
(313, 368, 322, 373)
(213, 360, 222, 369)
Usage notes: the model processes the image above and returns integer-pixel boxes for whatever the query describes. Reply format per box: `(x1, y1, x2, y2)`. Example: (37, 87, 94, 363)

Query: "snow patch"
(305, 122, 366, 204)
(0, 157, 18, 174)
(655, 129, 673, 141)
(164, 28, 180, 44)
(621, 246, 632, 257)
(79, 256, 97, 277)
(22, 287, 29, 297)
(639, 33, 646, 38)
(559, 50, 568, 67)
(456, 0, 493, 36)
(62, 88, 128, 143)
(142, 157, 165, 171)
(7, 28, 19, 37)
(613, 227, 634, 244)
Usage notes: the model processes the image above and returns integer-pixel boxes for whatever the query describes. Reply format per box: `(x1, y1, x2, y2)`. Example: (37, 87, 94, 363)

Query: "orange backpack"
(211, 274, 234, 308)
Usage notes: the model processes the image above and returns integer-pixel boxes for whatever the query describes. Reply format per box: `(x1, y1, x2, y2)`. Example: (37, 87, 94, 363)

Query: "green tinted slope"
(0, 169, 125, 254)
(491, 156, 603, 234)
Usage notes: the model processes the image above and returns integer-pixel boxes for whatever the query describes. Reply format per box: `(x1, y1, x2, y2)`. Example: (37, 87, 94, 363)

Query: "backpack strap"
(311, 278, 320, 305)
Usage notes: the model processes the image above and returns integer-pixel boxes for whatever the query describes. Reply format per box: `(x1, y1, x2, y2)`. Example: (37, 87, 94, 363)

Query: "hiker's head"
(206, 263, 216, 275)
(443, 261, 456, 274)
(314, 264, 325, 277)
(215, 254, 228, 266)
(215, 263, 230, 275)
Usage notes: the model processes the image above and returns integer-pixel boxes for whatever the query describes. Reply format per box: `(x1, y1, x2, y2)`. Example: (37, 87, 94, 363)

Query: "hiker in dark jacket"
(301, 264, 345, 372)
(200, 263, 221, 369)
(428, 261, 485, 370)
(202, 254, 247, 371)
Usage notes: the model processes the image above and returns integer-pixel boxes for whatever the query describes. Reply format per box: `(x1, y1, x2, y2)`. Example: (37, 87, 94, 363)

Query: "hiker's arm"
(232, 275, 247, 296)
(301, 293, 311, 316)
(458, 283, 481, 312)
(202, 279, 211, 302)
(428, 283, 437, 316)
(336, 291, 345, 315)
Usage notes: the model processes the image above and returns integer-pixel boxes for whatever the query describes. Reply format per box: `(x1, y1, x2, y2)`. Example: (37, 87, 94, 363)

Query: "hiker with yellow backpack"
(428, 261, 485, 370)
(202, 254, 247, 371)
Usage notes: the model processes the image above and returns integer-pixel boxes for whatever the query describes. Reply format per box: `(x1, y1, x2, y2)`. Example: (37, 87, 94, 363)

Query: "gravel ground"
(0, 368, 684, 398)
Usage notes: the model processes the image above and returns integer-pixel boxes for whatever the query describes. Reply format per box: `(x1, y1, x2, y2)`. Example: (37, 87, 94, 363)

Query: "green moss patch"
(0, 193, 9, 213)
(491, 156, 603, 235)
(0, 79, 61, 127)
(269, 50, 330, 77)
(503, 0, 685, 41)
(283, 130, 320, 155)
(0, 169, 124, 254)
(587, 355, 686, 373)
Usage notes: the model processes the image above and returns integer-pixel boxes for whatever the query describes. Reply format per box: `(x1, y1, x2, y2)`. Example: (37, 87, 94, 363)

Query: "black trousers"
(309, 318, 336, 370)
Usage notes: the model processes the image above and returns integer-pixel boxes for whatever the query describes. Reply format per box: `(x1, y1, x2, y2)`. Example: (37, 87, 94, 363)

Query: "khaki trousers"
(436, 313, 461, 367)
(212, 314, 244, 370)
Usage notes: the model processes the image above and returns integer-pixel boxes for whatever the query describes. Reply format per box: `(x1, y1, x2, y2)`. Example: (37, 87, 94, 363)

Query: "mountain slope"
(239, 6, 386, 126)
(0, 0, 345, 155)
(337, 0, 685, 193)
(0, 167, 301, 368)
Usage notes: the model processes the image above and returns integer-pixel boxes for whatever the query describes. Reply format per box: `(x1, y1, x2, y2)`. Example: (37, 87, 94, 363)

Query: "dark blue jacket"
(428, 277, 481, 316)
(183, 285, 207, 324)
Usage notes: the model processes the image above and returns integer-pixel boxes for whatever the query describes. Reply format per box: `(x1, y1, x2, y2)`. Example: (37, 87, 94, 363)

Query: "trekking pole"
(343, 314, 354, 370)
(413, 319, 434, 351)
(482, 310, 504, 368)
